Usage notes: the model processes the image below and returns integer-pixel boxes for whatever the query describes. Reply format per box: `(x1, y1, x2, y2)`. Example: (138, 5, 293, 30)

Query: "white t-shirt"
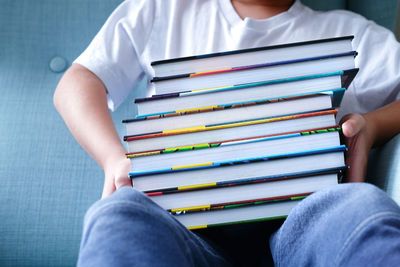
(75, 0, 400, 120)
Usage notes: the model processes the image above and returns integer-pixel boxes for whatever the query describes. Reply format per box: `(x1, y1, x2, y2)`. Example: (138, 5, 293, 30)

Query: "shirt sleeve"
(352, 21, 400, 112)
(74, 0, 156, 111)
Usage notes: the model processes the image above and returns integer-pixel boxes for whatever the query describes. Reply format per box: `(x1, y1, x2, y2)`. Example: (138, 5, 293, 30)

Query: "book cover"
(151, 36, 354, 66)
(126, 90, 343, 122)
(127, 126, 342, 158)
(151, 52, 357, 94)
(151, 52, 357, 82)
(145, 167, 347, 197)
(133, 69, 356, 117)
(150, 172, 341, 227)
(124, 109, 337, 142)
(151, 36, 355, 78)
(130, 145, 346, 177)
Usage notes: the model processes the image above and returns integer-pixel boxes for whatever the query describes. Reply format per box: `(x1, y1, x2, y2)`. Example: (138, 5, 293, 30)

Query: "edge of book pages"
(126, 126, 342, 158)
(174, 194, 311, 230)
(152, 167, 346, 230)
(183, 196, 299, 230)
(130, 88, 343, 122)
(151, 51, 357, 82)
(135, 69, 358, 106)
(124, 109, 338, 141)
(137, 71, 340, 104)
(151, 36, 354, 66)
(145, 166, 348, 197)
(129, 144, 347, 177)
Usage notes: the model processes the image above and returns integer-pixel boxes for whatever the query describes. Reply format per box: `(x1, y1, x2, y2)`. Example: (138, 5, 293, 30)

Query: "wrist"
(102, 147, 128, 173)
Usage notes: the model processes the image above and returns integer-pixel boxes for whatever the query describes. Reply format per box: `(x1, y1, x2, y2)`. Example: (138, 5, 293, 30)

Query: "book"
(124, 109, 337, 153)
(125, 93, 337, 136)
(131, 148, 346, 192)
(152, 36, 354, 77)
(151, 52, 356, 94)
(128, 128, 341, 173)
(122, 36, 358, 229)
(147, 171, 340, 211)
(135, 69, 357, 116)
(171, 194, 304, 229)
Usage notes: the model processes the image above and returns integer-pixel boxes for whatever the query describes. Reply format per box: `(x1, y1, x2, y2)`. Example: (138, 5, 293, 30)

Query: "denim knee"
(84, 187, 159, 220)
(79, 187, 231, 267)
(269, 183, 400, 267)
(318, 183, 400, 215)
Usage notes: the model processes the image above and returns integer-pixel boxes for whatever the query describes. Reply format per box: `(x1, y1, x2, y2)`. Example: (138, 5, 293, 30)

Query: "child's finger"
(102, 178, 116, 199)
(115, 174, 133, 189)
(341, 114, 365, 138)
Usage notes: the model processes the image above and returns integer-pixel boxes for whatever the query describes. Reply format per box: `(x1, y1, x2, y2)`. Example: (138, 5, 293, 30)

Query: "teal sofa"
(1, 0, 399, 266)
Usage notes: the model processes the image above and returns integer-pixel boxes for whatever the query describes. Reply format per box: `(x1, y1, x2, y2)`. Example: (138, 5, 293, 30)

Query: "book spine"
(132, 87, 345, 120)
(124, 109, 338, 141)
(150, 36, 354, 66)
(151, 52, 355, 82)
(144, 166, 347, 196)
(126, 126, 342, 158)
(170, 193, 311, 215)
(136, 71, 344, 105)
(129, 145, 347, 177)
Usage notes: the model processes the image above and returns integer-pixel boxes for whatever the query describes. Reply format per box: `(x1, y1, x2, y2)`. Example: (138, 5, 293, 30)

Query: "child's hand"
(102, 154, 132, 199)
(340, 113, 375, 182)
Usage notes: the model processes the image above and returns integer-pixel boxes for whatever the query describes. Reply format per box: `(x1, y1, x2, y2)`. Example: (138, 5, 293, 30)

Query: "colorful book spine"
(173, 194, 311, 230)
(129, 88, 344, 120)
(170, 193, 311, 215)
(124, 109, 338, 141)
(151, 52, 357, 82)
(136, 71, 345, 103)
(151, 36, 354, 66)
(145, 166, 347, 196)
(130, 145, 347, 177)
(127, 126, 342, 158)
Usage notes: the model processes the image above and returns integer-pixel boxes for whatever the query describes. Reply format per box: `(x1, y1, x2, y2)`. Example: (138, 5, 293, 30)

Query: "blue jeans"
(77, 183, 400, 266)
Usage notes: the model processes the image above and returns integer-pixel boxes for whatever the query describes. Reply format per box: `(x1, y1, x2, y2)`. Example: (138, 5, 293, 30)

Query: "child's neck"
(231, 0, 295, 20)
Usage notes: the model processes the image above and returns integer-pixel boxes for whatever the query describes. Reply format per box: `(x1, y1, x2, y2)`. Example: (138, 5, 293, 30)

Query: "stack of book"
(122, 36, 358, 230)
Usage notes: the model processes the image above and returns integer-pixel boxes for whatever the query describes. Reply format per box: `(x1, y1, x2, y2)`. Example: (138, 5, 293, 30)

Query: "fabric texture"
(367, 134, 400, 206)
(270, 183, 400, 266)
(78, 184, 400, 266)
(75, 0, 400, 121)
(0, 0, 127, 266)
(78, 187, 231, 267)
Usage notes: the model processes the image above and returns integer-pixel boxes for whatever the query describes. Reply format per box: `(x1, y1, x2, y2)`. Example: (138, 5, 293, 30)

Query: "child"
(54, 0, 400, 265)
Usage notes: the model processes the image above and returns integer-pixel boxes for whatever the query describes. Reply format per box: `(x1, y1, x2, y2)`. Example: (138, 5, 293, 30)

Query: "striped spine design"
(144, 167, 347, 196)
(126, 126, 342, 158)
(172, 193, 311, 230)
(169, 193, 311, 215)
(124, 109, 338, 141)
(129, 145, 347, 177)
(184, 55, 350, 79)
(133, 88, 344, 120)
(139, 71, 345, 104)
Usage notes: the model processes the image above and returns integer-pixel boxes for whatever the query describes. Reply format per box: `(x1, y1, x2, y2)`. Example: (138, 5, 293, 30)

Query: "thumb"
(340, 114, 365, 138)
(102, 178, 116, 199)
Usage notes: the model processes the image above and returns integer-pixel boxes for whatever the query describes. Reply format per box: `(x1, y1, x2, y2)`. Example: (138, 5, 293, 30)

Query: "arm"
(341, 99, 400, 182)
(53, 63, 131, 198)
